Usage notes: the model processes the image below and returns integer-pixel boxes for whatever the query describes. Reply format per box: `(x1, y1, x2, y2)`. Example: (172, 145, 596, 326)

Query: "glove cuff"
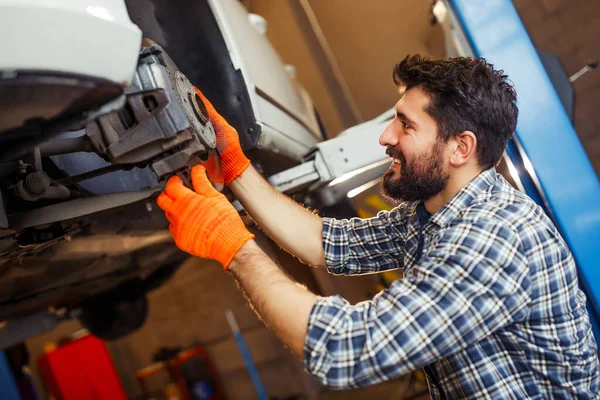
(217, 230, 255, 270)
(221, 147, 251, 185)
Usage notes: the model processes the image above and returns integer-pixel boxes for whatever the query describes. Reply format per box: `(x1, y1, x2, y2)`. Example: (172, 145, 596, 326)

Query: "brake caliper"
(85, 40, 218, 185)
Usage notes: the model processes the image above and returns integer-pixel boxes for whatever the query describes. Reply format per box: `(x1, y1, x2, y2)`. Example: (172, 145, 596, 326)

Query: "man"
(157, 55, 600, 398)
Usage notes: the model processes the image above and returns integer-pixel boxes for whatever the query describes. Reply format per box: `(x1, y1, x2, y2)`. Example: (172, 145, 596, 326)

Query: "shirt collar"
(428, 168, 497, 228)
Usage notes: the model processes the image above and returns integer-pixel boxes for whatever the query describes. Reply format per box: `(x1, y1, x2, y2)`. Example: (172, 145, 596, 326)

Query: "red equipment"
(37, 334, 127, 400)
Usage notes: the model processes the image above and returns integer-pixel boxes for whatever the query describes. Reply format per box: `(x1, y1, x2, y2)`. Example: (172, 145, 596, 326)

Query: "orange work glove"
(157, 165, 254, 269)
(195, 87, 251, 185)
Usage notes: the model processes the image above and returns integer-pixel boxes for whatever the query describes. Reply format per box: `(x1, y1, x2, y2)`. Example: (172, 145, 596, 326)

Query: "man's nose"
(379, 122, 397, 147)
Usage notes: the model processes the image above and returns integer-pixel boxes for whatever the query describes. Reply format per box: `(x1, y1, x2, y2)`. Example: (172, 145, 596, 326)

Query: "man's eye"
(400, 120, 410, 129)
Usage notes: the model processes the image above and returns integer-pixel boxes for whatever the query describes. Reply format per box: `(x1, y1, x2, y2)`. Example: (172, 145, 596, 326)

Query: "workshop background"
(20, 0, 600, 399)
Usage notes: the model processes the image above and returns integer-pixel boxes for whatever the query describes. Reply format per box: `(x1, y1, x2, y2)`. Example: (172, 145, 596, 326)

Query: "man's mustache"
(386, 147, 406, 165)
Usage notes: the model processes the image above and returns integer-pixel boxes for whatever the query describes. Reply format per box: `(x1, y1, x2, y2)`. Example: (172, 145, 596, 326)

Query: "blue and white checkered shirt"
(303, 168, 599, 399)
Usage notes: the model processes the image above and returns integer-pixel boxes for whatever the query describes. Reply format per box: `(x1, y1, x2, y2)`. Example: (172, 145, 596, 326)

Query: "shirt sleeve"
(321, 205, 409, 275)
(304, 218, 532, 389)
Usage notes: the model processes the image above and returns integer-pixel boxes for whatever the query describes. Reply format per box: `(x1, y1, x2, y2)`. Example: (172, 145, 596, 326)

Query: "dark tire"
(77, 287, 148, 341)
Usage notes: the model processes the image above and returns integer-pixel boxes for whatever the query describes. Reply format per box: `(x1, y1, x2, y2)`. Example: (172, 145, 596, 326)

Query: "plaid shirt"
(303, 168, 600, 399)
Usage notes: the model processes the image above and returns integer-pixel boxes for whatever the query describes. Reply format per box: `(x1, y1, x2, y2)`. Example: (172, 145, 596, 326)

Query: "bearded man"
(157, 55, 600, 399)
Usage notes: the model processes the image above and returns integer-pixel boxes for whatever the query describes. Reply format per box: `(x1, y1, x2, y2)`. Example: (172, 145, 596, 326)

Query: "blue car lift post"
(446, 0, 600, 340)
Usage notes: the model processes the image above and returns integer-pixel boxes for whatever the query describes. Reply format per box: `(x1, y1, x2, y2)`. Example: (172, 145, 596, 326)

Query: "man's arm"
(230, 166, 326, 267)
(228, 239, 319, 357)
(195, 88, 405, 271)
(321, 206, 408, 275)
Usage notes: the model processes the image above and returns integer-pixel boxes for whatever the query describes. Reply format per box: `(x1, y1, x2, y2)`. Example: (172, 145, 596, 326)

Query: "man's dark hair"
(393, 54, 518, 169)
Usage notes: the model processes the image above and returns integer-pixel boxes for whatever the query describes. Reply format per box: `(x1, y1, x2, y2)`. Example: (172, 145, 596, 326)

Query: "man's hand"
(195, 88, 251, 185)
(157, 165, 254, 268)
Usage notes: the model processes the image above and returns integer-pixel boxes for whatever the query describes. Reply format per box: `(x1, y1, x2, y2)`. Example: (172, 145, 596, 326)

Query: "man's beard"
(382, 140, 449, 202)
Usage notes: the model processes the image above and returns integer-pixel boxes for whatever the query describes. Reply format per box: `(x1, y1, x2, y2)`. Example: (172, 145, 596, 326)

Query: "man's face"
(379, 87, 450, 202)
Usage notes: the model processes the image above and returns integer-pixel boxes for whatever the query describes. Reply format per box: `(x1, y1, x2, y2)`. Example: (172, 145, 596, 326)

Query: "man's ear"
(449, 131, 477, 167)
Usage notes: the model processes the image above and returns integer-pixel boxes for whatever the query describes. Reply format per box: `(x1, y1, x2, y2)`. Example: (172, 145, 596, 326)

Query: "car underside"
(0, 0, 326, 344)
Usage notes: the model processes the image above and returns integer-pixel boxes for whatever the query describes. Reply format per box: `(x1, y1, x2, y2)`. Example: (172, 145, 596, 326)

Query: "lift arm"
(268, 109, 393, 206)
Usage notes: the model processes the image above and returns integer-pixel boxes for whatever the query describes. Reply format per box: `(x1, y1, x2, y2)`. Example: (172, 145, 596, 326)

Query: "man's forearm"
(228, 240, 319, 358)
(229, 166, 326, 267)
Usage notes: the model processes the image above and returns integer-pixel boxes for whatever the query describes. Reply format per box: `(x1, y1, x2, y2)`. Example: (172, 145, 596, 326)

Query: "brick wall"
(514, 0, 600, 175)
